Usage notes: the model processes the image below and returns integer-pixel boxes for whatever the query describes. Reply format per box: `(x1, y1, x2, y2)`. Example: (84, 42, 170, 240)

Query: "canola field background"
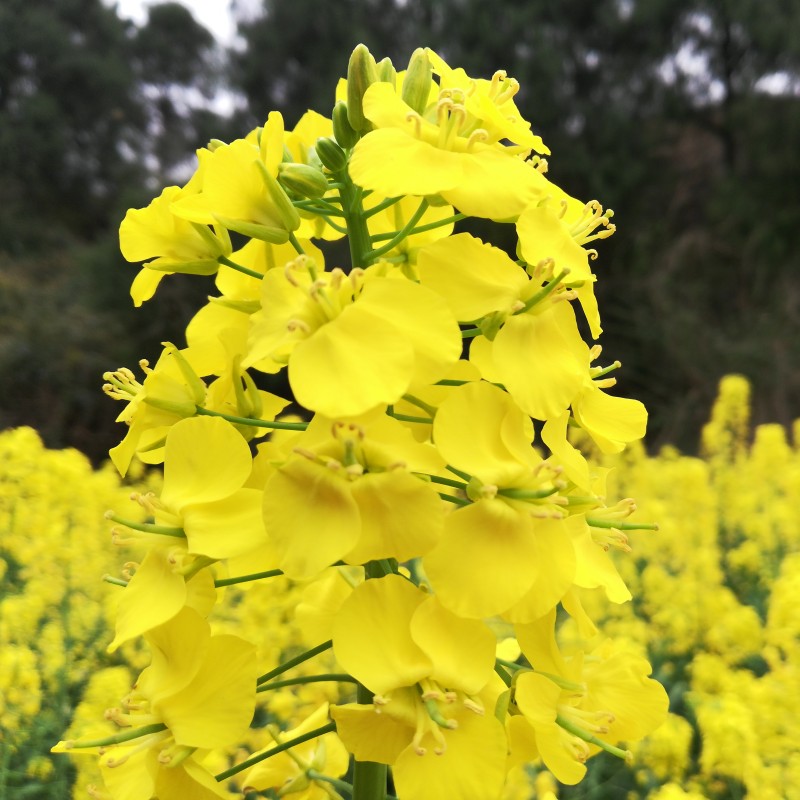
(1, 375, 798, 800)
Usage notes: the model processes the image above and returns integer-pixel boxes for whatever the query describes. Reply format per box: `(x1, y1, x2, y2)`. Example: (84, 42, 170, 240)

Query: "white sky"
(109, 0, 238, 44)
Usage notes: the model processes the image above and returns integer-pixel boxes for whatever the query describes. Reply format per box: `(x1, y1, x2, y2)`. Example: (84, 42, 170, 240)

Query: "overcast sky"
(111, 0, 238, 43)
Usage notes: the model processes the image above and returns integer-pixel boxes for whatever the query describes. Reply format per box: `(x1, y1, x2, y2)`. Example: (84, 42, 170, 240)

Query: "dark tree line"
(1, 0, 798, 459)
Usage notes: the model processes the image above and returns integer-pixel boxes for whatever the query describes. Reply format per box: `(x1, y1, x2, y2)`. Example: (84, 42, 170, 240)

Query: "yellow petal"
(263, 458, 360, 579)
(290, 302, 413, 417)
(356, 276, 461, 388)
(349, 128, 464, 196)
(433, 381, 535, 485)
(392, 708, 507, 800)
(573, 386, 647, 453)
(424, 500, 540, 618)
(107, 548, 187, 653)
(504, 518, 576, 623)
(163, 634, 256, 748)
(417, 233, 527, 321)
(332, 574, 431, 694)
(183, 488, 267, 560)
(488, 306, 587, 420)
(346, 471, 443, 563)
(155, 756, 231, 799)
(410, 595, 495, 695)
(161, 416, 251, 510)
(330, 703, 409, 765)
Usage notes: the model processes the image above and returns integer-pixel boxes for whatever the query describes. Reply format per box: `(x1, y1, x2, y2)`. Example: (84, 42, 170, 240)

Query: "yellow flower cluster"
(53, 45, 670, 800)
(0, 427, 150, 797)
(571, 375, 800, 800)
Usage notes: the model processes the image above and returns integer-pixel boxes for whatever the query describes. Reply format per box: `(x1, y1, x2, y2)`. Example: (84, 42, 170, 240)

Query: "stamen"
(465, 129, 489, 150)
(406, 112, 423, 139)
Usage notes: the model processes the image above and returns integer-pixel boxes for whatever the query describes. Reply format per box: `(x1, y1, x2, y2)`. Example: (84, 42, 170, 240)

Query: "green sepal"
(143, 258, 219, 276)
(478, 310, 507, 341)
(212, 215, 290, 245)
(495, 688, 512, 722)
(162, 342, 206, 406)
(257, 162, 302, 231)
(208, 296, 261, 314)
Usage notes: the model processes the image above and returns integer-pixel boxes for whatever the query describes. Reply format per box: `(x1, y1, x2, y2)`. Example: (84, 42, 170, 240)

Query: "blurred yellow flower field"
(2, 374, 797, 799)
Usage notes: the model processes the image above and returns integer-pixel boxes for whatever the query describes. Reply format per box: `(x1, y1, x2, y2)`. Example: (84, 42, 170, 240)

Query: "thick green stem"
(352, 682, 387, 800)
(350, 561, 388, 800)
(337, 169, 373, 269)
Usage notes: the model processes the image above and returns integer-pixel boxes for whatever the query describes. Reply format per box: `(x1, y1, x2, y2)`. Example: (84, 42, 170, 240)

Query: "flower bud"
(315, 137, 348, 173)
(376, 56, 396, 85)
(402, 48, 432, 115)
(278, 162, 329, 199)
(332, 101, 359, 149)
(346, 43, 378, 133)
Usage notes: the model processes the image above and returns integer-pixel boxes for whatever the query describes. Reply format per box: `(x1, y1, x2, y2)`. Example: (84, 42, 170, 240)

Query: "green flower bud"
(347, 43, 378, 133)
(376, 56, 396, 85)
(332, 101, 359, 149)
(402, 48, 433, 115)
(278, 162, 329, 199)
(315, 137, 348, 173)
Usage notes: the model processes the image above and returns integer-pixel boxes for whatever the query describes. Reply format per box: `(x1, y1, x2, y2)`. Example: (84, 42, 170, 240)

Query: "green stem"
(352, 683, 387, 800)
(518, 269, 569, 314)
(289, 231, 306, 254)
(105, 514, 185, 538)
(418, 474, 467, 491)
(257, 640, 333, 685)
(494, 663, 512, 687)
(386, 410, 432, 424)
(215, 723, 336, 781)
(363, 195, 403, 217)
(195, 406, 307, 431)
(366, 199, 428, 260)
(293, 198, 345, 216)
(439, 492, 469, 506)
(586, 518, 659, 531)
(401, 393, 437, 417)
(460, 327, 482, 338)
(556, 714, 632, 762)
(102, 575, 128, 587)
(257, 673, 356, 693)
(337, 170, 373, 269)
(369, 212, 465, 239)
(214, 569, 284, 587)
(308, 770, 354, 797)
(218, 254, 264, 280)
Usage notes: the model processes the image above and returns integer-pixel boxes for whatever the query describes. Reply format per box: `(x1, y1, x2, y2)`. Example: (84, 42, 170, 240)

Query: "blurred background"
(1, 0, 798, 460)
